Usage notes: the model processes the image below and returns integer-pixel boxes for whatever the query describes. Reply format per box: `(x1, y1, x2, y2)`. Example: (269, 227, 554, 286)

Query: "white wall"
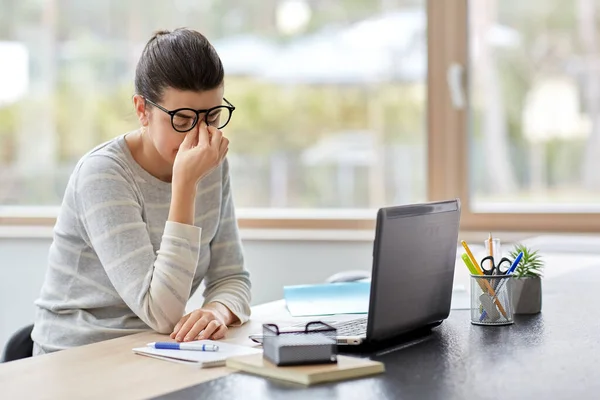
(0, 234, 377, 352)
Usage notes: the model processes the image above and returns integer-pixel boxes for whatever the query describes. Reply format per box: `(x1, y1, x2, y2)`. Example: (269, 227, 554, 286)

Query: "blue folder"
(283, 281, 371, 317)
(283, 281, 469, 317)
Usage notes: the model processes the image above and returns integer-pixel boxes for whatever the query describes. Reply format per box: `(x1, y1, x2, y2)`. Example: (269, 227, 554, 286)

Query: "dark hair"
(134, 28, 224, 102)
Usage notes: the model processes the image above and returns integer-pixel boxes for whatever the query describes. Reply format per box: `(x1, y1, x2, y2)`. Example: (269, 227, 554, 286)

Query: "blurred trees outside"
(0, 0, 426, 207)
(4, 0, 600, 208)
(471, 0, 600, 203)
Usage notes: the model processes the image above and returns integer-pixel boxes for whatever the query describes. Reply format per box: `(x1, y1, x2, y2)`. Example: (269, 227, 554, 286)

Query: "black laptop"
(250, 199, 462, 350)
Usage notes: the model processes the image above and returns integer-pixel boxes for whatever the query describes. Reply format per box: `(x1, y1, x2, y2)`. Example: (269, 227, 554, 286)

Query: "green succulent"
(509, 243, 544, 278)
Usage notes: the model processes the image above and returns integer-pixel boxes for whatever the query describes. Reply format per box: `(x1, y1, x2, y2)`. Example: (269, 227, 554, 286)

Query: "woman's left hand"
(170, 304, 230, 342)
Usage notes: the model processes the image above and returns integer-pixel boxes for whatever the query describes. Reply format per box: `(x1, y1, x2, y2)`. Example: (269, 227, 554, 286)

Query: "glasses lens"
(172, 109, 197, 132)
(207, 107, 232, 129)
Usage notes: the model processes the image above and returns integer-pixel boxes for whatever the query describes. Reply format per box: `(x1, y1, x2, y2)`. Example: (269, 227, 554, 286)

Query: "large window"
(0, 0, 426, 217)
(428, 0, 600, 232)
(6, 0, 599, 232)
(469, 0, 600, 213)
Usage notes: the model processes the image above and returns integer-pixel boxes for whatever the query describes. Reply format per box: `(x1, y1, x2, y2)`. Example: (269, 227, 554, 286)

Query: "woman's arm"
(201, 158, 252, 325)
(169, 158, 251, 342)
(75, 155, 201, 334)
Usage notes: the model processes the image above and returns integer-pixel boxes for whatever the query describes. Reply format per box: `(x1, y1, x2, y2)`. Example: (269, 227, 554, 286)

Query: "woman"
(31, 28, 251, 355)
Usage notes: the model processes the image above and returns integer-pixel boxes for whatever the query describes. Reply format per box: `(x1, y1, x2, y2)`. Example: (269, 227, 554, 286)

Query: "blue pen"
(479, 251, 523, 321)
(147, 342, 219, 352)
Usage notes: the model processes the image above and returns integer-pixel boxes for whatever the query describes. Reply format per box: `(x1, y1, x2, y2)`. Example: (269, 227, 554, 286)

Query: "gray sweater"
(31, 134, 251, 354)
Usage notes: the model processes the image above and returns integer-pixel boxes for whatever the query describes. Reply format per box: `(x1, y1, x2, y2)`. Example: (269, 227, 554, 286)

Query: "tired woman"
(31, 28, 251, 355)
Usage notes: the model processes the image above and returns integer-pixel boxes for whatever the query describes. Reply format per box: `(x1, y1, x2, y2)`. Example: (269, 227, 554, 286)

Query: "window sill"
(0, 222, 542, 245)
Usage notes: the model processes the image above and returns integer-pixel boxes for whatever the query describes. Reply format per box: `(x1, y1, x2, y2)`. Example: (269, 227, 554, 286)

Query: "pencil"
(460, 240, 508, 318)
(486, 232, 494, 271)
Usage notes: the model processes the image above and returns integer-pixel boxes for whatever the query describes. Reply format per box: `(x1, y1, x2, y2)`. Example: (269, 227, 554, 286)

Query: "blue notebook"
(283, 281, 370, 317)
(283, 281, 470, 317)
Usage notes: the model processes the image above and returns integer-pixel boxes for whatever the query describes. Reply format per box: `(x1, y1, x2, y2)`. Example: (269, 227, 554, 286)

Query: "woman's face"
(139, 86, 224, 165)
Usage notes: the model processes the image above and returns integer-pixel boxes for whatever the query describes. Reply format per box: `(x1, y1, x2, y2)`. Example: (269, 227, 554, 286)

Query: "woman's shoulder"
(67, 134, 139, 192)
(74, 135, 132, 176)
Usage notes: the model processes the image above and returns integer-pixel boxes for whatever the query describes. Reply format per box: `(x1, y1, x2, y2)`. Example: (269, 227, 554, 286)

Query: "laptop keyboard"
(332, 317, 368, 336)
(291, 317, 368, 336)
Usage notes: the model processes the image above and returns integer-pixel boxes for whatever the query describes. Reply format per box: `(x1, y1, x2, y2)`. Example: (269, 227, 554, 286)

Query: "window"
(429, 0, 600, 232)
(0, 0, 427, 224)
(469, 0, 600, 213)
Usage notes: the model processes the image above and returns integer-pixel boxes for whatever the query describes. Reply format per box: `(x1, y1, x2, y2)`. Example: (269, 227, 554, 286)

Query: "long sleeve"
(202, 158, 252, 325)
(74, 155, 201, 334)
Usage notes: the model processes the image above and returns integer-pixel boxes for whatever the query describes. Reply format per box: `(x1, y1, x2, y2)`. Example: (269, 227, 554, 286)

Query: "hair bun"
(152, 30, 171, 39)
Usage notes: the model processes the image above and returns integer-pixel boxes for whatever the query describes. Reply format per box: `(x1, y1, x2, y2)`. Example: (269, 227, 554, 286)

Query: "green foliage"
(0, 103, 17, 163)
(509, 243, 545, 279)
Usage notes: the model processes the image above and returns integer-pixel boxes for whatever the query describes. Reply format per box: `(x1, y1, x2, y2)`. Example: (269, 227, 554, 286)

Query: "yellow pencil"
(460, 240, 508, 318)
(461, 240, 483, 275)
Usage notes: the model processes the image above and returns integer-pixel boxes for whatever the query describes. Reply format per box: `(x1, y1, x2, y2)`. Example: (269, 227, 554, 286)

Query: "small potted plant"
(508, 243, 544, 314)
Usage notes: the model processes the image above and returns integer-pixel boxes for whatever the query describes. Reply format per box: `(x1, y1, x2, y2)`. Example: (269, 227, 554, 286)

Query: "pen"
(146, 342, 219, 352)
(480, 251, 524, 320)
(490, 251, 523, 295)
(461, 240, 508, 318)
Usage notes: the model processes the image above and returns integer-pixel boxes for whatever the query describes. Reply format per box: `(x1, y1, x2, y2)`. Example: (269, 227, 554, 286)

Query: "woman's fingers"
(211, 324, 228, 340)
(199, 320, 222, 340)
(170, 314, 190, 339)
(180, 126, 198, 151)
(198, 120, 210, 147)
(183, 316, 211, 342)
(219, 137, 229, 160)
(208, 125, 222, 148)
(176, 312, 207, 342)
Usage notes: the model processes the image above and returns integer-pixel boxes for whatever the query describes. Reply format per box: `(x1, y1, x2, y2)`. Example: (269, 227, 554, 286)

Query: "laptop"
(250, 199, 462, 349)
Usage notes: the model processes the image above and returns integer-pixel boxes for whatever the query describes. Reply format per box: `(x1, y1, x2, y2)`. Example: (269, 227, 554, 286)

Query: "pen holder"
(262, 321, 338, 366)
(470, 274, 514, 326)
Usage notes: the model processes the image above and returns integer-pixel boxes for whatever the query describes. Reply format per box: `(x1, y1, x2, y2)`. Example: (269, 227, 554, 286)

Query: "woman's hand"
(172, 120, 229, 189)
(170, 303, 235, 342)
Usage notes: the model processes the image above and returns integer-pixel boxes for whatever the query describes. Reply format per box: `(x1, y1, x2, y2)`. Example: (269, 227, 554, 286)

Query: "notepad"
(226, 353, 384, 386)
(283, 281, 370, 317)
(132, 340, 262, 368)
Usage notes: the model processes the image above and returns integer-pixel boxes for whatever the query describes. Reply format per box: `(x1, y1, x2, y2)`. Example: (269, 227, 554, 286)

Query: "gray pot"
(510, 276, 542, 314)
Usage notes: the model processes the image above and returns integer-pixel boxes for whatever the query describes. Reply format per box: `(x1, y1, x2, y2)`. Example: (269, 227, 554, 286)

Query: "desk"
(155, 267, 600, 399)
(3, 265, 600, 400)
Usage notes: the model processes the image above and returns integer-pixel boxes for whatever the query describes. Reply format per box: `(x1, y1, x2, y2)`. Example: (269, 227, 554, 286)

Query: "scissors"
(480, 256, 512, 276)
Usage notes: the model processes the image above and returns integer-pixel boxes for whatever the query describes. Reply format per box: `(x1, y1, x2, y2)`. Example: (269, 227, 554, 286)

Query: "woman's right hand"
(172, 120, 229, 188)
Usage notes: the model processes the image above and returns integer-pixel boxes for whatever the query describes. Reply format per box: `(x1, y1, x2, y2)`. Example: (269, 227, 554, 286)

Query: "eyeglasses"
(144, 97, 235, 132)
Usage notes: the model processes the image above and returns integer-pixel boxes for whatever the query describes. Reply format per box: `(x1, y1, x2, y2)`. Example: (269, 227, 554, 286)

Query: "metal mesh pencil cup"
(262, 321, 338, 366)
(470, 274, 514, 326)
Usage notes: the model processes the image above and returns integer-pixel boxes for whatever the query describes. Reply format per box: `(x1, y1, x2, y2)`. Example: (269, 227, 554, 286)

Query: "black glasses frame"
(144, 97, 235, 132)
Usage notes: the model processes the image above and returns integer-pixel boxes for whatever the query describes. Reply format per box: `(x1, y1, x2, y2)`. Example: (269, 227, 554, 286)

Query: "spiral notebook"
(132, 340, 262, 368)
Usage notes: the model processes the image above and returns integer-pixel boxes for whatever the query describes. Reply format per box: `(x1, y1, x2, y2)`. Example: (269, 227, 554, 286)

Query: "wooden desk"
(0, 302, 302, 400)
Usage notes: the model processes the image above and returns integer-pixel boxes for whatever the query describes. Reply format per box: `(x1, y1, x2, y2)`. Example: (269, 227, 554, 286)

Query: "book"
(226, 353, 384, 385)
(132, 340, 262, 368)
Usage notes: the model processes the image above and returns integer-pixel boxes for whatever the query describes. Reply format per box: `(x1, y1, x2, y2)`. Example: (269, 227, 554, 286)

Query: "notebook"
(132, 340, 262, 368)
(226, 353, 385, 386)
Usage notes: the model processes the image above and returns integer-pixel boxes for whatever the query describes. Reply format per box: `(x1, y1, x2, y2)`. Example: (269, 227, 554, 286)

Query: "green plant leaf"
(509, 243, 545, 278)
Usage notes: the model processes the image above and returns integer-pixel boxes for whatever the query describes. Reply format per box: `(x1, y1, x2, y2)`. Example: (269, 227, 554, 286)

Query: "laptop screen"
(366, 199, 461, 342)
